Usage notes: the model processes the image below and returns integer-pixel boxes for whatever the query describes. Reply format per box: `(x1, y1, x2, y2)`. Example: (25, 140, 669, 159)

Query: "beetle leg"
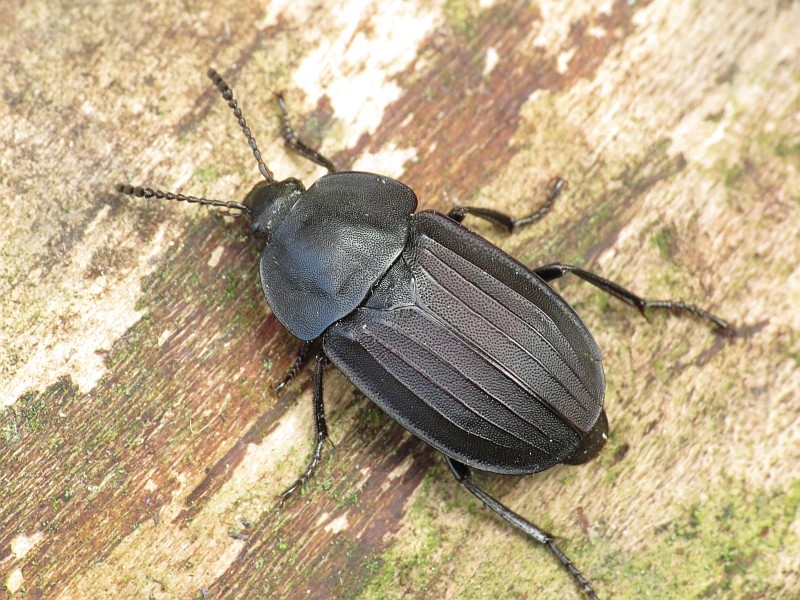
(447, 177, 566, 233)
(534, 263, 733, 334)
(275, 93, 336, 172)
(445, 457, 599, 600)
(275, 339, 322, 392)
(278, 354, 331, 505)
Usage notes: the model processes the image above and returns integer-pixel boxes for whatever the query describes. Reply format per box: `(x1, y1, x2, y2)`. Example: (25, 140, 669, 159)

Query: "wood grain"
(1, 1, 798, 598)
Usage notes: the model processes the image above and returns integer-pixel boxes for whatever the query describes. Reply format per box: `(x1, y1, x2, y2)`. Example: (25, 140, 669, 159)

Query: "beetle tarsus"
(447, 176, 567, 232)
(275, 340, 318, 391)
(533, 263, 731, 333)
(445, 457, 599, 600)
(277, 437, 326, 506)
(545, 539, 600, 600)
(277, 355, 330, 505)
(275, 93, 336, 172)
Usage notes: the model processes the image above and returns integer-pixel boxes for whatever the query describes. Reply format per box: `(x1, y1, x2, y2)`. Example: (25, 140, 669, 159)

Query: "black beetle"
(117, 69, 731, 599)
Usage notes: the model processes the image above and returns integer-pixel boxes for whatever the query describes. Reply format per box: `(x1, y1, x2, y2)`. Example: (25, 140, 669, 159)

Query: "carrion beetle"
(117, 68, 732, 599)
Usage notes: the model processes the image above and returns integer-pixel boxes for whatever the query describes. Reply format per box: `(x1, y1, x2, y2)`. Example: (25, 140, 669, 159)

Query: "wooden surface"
(1, 1, 799, 598)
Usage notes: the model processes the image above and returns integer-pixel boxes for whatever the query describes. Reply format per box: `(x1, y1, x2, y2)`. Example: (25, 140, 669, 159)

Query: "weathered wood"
(1, 1, 798, 599)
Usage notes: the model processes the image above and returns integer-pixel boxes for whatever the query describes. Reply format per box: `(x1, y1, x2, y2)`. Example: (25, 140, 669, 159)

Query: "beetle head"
(117, 71, 318, 243)
(246, 178, 305, 242)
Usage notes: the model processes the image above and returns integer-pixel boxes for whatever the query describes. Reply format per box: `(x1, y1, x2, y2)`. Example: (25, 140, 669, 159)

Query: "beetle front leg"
(275, 339, 322, 392)
(278, 354, 331, 505)
(275, 93, 336, 172)
(533, 263, 733, 334)
(445, 457, 599, 600)
(448, 178, 566, 233)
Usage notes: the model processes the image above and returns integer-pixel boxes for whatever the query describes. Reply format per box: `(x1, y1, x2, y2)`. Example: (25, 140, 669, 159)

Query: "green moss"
(774, 135, 800, 160)
(354, 467, 446, 598)
(443, 0, 479, 37)
(649, 265, 685, 298)
(193, 166, 218, 185)
(777, 331, 800, 366)
(2, 377, 79, 442)
(600, 478, 800, 598)
(350, 462, 799, 599)
(649, 225, 677, 260)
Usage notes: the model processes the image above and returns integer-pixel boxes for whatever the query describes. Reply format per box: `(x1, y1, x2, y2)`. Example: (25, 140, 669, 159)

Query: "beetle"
(117, 68, 732, 599)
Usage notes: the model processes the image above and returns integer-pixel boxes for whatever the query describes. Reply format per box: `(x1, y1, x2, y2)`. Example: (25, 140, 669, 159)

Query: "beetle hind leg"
(448, 177, 566, 233)
(277, 354, 331, 505)
(445, 457, 599, 600)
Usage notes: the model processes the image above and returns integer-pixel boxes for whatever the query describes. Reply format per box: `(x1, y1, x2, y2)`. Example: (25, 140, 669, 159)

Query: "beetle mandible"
(117, 68, 732, 599)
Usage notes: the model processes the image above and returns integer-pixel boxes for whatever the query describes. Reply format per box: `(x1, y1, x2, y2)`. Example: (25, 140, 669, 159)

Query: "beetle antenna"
(207, 68, 275, 183)
(116, 184, 250, 213)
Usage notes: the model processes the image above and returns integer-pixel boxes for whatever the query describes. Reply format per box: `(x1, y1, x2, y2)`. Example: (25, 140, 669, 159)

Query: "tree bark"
(1, 1, 798, 599)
